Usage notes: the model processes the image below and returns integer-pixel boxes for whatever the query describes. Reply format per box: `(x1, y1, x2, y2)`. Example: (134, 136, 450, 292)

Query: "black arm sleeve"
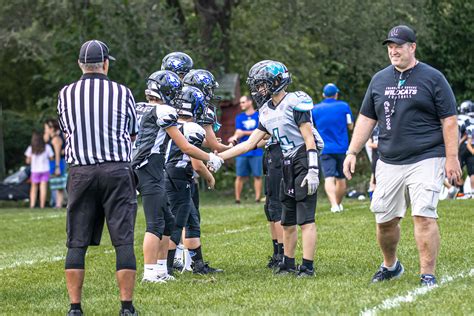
(257, 122, 268, 133)
(293, 110, 312, 126)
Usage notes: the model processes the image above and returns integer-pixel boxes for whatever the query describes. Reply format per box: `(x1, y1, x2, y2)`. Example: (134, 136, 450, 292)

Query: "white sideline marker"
(360, 268, 474, 316)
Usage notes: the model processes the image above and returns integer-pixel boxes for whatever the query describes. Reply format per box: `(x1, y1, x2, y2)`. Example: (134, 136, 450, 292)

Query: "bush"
(2, 110, 42, 173)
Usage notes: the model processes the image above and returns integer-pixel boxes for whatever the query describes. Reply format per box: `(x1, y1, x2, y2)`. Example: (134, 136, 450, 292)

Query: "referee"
(57, 40, 139, 316)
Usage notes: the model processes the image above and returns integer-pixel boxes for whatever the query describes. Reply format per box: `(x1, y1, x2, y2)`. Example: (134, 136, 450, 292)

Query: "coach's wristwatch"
(346, 150, 358, 156)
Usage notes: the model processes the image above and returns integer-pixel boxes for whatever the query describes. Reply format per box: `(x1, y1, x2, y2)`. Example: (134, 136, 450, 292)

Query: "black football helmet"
(161, 52, 193, 78)
(182, 69, 219, 101)
(459, 100, 474, 116)
(247, 61, 291, 95)
(246, 60, 274, 108)
(145, 70, 182, 105)
(173, 85, 208, 120)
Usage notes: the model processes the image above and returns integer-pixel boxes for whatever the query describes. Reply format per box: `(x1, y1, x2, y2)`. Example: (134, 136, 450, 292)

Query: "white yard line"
(9, 213, 66, 222)
(0, 255, 65, 271)
(213, 226, 256, 236)
(0, 249, 115, 271)
(360, 268, 474, 316)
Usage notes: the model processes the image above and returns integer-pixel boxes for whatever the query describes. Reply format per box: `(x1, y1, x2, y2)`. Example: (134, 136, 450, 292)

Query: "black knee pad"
(185, 228, 201, 239)
(65, 247, 87, 269)
(115, 244, 136, 271)
(170, 227, 183, 245)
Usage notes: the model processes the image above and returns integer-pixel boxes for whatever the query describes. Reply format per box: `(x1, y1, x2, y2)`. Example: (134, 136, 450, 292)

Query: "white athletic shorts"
(370, 157, 445, 223)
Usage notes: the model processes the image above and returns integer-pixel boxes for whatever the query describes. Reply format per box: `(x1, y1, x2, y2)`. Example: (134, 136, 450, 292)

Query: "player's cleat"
(420, 274, 437, 286)
(192, 259, 224, 274)
(141, 276, 166, 284)
(67, 309, 83, 316)
(173, 258, 185, 273)
(119, 308, 138, 316)
(273, 261, 297, 275)
(330, 205, 341, 213)
(267, 254, 282, 269)
(371, 261, 404, 283)
(157, 273, 176, 282)
(296, 265, 315, 278)
(447, 187, 459, 200)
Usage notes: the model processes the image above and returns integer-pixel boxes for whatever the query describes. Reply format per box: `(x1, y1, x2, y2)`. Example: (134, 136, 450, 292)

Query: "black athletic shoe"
(173, 258, 185, 273)
(296, 265, 314, 278)
(273, 261, 296, 275)
(267, 255, 278, 269)
(192, 259, 224, 275)
(371, 261, 404, 283)
(119, 308, 138, 316)
(420, 274, 437, 287)
(267, 254, 283, 269)
(67, 309, 83, 316)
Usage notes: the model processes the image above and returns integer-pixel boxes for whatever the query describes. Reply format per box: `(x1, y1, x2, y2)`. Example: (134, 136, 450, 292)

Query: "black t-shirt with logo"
(360, 62, 457, 164)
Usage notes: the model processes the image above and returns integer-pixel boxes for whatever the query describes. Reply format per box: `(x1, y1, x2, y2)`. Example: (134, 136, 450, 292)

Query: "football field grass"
(1, 196, 473, 315)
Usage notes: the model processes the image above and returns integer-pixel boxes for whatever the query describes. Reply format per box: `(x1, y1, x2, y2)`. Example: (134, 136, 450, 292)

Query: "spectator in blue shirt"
(228, 96, 263, 203)
(312, 83, 353, 212)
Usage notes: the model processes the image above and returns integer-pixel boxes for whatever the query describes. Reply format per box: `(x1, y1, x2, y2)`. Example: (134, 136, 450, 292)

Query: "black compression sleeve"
(293, 110, 312, 126)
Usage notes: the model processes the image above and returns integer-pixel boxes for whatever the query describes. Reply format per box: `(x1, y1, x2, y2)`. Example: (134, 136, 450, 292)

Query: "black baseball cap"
(382, 25, 416, 45)
(79, 40, 115, 63)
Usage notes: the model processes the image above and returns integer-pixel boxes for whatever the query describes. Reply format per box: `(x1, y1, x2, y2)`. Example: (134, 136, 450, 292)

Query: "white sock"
(156, 259, 167, 275)
(175, 244, 184, 260)
(384, 260, 398, 271)
(144, 264, 157, 279)
(184, 249, 193, 269)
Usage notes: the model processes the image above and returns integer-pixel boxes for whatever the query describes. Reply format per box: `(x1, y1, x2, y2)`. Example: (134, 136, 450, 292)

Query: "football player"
(459, 100, 474, 197)
(172, 69, 228, 273)
(163, 63, 231, 271)
(132, 70, 223, 283)
(262, 136, 285, 268)
(219, 60, 324, 277)
(161, 52, 194, 79)
(165, 85, 223, 275)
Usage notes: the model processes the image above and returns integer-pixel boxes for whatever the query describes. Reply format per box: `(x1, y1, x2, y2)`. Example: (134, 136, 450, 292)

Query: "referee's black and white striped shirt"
(57, 73, 138, 166)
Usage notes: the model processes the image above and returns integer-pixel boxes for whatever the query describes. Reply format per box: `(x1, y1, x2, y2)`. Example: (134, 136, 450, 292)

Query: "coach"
(57, 40, 139, 316)
(343, 25, 461, 286)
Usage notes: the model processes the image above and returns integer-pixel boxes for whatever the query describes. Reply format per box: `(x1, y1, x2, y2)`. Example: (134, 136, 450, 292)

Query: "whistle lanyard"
(389, 61, 418, 116)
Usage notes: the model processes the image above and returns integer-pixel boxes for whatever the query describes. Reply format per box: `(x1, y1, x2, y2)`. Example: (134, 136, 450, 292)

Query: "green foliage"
(1, 199, 473, 314)
(0, 0, 472, 174)
(422, 0, 474, 101)
(2, 110, 42, 172)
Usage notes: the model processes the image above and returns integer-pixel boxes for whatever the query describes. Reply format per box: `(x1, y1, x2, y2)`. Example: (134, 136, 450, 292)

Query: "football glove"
(301, 167, 319, 195)
(207, 153, 223, 172)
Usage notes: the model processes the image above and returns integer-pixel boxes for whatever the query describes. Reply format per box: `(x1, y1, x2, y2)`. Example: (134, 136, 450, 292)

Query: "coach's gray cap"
(79, 40, 116, 63)
(382, 25, 416, 45)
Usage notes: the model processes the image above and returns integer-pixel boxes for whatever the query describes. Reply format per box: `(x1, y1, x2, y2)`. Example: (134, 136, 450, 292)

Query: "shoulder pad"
(155, 105, 178, 128)
(183, 122, 206, 136)
(183, 122, 206, 145)
(200, 108, 217, 126)
(289, 91, 314, 112)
